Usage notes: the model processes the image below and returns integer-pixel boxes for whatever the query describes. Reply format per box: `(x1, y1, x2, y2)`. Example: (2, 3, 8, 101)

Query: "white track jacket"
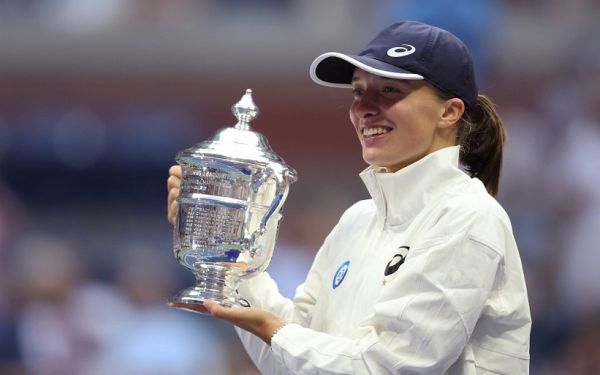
(235, 146, 531, 374)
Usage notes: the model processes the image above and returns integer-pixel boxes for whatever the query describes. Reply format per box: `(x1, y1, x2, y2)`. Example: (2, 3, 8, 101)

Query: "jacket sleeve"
(234, 229, 332, 373)
(267, 231, 503, 374)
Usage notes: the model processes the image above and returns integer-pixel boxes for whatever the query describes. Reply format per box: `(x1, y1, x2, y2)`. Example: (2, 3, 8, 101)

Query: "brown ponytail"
(455, 95, 507, 196)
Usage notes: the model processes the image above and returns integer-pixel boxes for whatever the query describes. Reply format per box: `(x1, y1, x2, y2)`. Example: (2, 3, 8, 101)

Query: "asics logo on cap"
(387, 44, 416, 57)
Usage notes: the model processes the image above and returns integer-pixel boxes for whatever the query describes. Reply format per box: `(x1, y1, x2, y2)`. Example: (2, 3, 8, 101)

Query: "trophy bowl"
(168, 89, 296, 314)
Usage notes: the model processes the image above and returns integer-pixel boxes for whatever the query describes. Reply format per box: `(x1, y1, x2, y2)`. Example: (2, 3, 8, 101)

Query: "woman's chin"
(363, 153, 392, 170)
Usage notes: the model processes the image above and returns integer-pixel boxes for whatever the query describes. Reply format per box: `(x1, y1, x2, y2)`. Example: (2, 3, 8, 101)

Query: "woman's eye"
(352, 87, 363, 96)
(382, 86, 398, 93)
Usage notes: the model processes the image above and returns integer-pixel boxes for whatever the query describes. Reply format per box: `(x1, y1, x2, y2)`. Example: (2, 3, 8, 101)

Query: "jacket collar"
(359, 146, 467, 227)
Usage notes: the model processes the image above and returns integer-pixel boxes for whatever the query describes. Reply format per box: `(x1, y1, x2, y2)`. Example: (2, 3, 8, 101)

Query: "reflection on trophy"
(169, 89, 297, 314)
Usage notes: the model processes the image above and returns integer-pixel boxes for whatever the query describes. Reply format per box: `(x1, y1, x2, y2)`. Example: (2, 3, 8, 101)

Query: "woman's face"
(349, 69, 455, 172)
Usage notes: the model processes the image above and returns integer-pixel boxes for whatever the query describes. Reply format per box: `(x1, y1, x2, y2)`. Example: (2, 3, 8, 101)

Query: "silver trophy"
(169, 89, 297, 314)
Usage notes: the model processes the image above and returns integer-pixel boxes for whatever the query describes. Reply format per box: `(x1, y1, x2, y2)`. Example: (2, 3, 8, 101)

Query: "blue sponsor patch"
(332, 260, 350, 289)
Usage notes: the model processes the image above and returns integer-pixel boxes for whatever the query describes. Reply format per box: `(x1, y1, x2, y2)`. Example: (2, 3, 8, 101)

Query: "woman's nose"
(353, 93, 379, 118)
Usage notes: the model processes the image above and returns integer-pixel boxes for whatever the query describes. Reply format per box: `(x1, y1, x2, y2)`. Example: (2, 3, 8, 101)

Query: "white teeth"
(363, 127, 390, 137)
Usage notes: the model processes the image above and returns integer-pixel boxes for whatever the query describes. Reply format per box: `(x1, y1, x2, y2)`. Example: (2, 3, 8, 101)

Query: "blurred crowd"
(1, 1, 599, 374)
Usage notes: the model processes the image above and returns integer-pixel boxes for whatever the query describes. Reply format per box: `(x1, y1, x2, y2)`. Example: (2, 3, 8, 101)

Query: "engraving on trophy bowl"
(168, 89, 296, 313)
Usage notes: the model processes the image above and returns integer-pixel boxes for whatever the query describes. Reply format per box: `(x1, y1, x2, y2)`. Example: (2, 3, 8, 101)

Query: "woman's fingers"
(167, 174, 181, 191)
(167, 188, 180, 224)
(169, 165, 182, 179)
(168, 186, 180, 206)
(167, 165, 182, 224)
(167, 302, 209, 314)
(168, 199, 179, 225)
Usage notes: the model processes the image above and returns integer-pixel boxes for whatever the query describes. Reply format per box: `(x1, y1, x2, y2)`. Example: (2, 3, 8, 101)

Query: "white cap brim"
(309, 52, 424, 88)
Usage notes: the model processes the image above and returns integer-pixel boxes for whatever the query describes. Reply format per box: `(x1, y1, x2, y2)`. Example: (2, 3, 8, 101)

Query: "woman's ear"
(439, 98, 465, 129)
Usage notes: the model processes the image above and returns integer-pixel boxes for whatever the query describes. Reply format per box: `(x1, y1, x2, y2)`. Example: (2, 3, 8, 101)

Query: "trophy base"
(167, 300, 209, 314)
(167, 288, 242, 315)
(167, 263, 244, 315)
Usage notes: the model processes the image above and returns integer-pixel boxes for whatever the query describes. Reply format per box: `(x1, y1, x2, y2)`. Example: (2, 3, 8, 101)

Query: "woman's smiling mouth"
(362, 126, 392, 138)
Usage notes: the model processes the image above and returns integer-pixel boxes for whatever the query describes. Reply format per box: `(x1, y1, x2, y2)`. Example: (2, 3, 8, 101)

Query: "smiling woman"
(167, 21, 531, 374)
(349, 71, 461, 173)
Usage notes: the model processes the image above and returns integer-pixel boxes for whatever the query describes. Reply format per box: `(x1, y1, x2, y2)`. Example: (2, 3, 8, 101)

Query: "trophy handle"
(259, 166, 287, 235)
(244, 167, 287, 258)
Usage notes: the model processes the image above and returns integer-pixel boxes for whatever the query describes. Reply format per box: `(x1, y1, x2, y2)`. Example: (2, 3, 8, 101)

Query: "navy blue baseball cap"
(309, 21, 478, 109)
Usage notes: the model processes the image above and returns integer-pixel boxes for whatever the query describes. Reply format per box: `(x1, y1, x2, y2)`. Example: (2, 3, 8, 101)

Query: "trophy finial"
(232, 88, 259, 131)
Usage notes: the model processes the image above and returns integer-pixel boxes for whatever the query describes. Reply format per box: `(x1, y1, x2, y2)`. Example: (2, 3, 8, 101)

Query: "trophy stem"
(168, 263, 245, 314)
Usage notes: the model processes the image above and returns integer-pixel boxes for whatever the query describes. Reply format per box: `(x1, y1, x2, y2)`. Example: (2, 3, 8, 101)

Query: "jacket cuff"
(270, 323, 297, 364)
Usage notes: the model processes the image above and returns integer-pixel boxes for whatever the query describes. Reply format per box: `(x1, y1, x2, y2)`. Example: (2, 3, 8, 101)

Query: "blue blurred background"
(0, 1, 599, 374)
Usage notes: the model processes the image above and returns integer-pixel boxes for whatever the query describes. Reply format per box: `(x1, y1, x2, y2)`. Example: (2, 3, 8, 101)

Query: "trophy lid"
(178, 89, 296, 179)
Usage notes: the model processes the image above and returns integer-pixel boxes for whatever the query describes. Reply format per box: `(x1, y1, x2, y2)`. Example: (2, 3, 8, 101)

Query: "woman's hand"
(170, 300, 286, 345)
(167, 165, 182, 225)
(204, 301, 286, 345)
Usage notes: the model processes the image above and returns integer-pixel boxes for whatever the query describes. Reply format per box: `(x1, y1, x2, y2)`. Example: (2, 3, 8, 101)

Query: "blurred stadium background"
(0, 0, 599, 374)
